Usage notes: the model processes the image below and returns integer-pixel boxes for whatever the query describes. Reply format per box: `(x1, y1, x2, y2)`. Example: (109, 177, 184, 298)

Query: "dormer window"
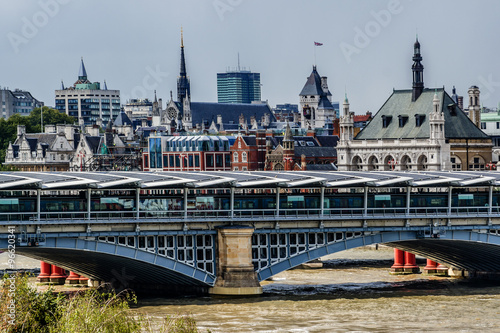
(415, 114, 426, 127)
(447, 103, 457, 116)
(398, 115, 408, 127)
(382, 115, 392, 128)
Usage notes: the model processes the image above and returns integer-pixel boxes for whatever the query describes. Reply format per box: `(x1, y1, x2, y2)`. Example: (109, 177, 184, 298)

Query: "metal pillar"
(136, 188, 140, 220)
(276, 187, 280, 217)
(36, 188, 41, 222)
(320, 186, 325, 216)
(363, 186, 368, 217)
(87, 188, 91, 220)
(184, 187, 188, 219)
(230, 187, 234, 219)
(489, 185, 493, 215)
(406, 186, 411, 215)
(448, 186, 452, 215)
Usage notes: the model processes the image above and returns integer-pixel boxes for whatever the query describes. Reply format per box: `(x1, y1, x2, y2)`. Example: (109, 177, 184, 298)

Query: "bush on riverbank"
(0, 274, 204, 333)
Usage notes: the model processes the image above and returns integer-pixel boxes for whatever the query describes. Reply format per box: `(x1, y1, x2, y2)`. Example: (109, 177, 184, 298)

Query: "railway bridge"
(1, 170, 500, 295)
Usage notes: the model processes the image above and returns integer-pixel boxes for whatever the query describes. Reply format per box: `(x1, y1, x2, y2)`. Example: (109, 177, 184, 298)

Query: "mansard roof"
(318, 95, 334, 109)
(114, 111, 132, 126)
(295, 146, 337, 158)
(355, 88, 490, 140)
(190, 102, 275, 126)
(85, 136, 103, 154)
(316, 135, 339, 147)
(299, 66, 331, 97)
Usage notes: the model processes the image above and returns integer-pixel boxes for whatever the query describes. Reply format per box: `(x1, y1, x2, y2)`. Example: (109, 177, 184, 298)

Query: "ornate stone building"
(5, 125, 76, 171)
(299, 66, 335, 129)
(337, 38, 492, 171)
(156, 31, 274, 133)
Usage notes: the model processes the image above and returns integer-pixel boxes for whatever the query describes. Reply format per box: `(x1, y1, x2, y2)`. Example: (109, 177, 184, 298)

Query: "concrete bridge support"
(209, 227, 262, 295)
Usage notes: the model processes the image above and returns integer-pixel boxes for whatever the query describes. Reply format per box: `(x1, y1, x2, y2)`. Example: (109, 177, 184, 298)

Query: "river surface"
(136, 248, 500, 333)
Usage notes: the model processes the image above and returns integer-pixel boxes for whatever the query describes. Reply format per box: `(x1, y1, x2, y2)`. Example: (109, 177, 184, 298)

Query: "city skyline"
(1, 0, 500, 115)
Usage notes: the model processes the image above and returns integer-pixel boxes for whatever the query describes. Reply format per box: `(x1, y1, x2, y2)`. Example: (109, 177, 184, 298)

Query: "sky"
(1, 0, 500, 115)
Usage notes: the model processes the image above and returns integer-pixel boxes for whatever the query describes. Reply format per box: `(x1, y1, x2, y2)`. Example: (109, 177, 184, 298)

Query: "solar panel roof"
(0, 171, 497, 190)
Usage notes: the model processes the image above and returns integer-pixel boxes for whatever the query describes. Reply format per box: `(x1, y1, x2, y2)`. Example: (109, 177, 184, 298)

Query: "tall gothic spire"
(411, 36, 424, 101)
(177, 27, 190, 103)
(79, 57, 87, 80)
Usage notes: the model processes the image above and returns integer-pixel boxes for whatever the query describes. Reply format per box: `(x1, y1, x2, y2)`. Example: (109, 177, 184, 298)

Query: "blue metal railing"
(0, 205, 498, 223)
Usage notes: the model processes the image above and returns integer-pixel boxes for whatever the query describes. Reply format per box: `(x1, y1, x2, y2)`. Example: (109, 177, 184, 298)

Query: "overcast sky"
(1, 0, 500, 115)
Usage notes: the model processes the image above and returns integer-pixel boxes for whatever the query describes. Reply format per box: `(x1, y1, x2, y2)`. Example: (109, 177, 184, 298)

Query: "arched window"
(274, 163, 284, 171)
(368, 155, 378, 170)
(384, 155, 396, 171)
(400, 155, 412, 171)
(469, 156, 485, 170)
(417, 155, 428, 170)
(233, 152, 238, 162)
(352, 156, 362, 171)
(450, 156, 462, 171)
(242, 152, 247, 162)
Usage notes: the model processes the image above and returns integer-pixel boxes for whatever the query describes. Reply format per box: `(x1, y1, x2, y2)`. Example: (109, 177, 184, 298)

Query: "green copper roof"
(355, 88, 489, 140)
(480, 112, 500, 122)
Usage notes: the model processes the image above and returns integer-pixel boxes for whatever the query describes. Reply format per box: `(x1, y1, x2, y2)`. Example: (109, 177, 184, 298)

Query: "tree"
(28, 106, 75, 133)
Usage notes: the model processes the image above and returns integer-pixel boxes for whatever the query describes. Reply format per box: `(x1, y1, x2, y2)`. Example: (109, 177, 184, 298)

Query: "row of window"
(233, 152, 248, 162)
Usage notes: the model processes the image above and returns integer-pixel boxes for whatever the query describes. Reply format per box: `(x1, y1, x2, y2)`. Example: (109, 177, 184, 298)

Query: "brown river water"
(135, 247, 500, 333)
(5, 248, 500, 332)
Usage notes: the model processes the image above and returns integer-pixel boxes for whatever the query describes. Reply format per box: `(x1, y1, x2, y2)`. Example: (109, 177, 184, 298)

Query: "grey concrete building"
(0, 88, 44, 119)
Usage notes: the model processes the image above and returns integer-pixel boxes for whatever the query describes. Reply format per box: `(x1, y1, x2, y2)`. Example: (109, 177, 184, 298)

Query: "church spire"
(177, 27, 190, 103)
(79, 57, 87, 80)
(411, 36, 424, 101)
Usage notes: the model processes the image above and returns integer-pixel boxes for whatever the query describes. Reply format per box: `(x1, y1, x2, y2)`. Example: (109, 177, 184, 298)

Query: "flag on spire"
(314, 42, 323, 46)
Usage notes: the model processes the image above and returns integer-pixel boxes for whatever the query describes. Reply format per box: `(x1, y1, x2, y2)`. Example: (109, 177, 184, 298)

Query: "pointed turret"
(451, 86, 458, 104)
(79, 57, 87, 80)
(339, 92, 354, 144)
(177, 27, 190, 103)
(411, 36, 424, 101)
(342, 92, 349, 117)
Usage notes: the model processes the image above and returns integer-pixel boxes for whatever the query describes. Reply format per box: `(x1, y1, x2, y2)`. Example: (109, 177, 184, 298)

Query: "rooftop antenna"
(237, 52, 240, 71)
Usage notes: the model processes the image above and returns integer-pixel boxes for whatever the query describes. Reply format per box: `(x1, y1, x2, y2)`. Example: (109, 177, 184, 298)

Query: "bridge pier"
(390, 249, 420, 274)
(50, 265, 67, 284)
(209, 226, 262, 296)
(423, 259, 438, 274)
(390, 248, 405, 273)
(37, 261, 52, 283)
(404, 252, 420, 274)
(436, 263, 449, 276)
(65, 271, 81, 285)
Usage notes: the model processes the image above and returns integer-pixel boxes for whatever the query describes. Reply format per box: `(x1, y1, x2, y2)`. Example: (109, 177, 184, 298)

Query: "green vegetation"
(0, 107, 75, 163)
(0, 274, 204, 333)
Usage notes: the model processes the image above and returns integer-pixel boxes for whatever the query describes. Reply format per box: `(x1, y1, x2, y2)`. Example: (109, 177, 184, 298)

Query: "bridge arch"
(255, 230, 500, 281)
(12, 238, 216, 289)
